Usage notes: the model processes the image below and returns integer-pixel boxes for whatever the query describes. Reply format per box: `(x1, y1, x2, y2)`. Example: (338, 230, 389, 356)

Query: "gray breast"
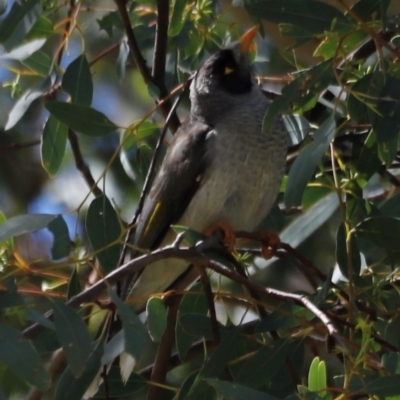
(179, 89, 287, 232)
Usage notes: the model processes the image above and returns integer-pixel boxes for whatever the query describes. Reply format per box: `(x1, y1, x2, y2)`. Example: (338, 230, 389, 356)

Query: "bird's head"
(190, 26, 260, 123)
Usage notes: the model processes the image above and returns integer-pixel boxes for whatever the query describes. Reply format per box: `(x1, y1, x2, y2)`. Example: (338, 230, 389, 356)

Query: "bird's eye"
(224, 66, 235, 75)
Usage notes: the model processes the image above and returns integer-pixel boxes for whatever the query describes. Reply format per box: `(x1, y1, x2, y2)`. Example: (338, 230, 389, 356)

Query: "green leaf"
(206, 379, 279, 400)
(176, 283, 208, 361)
(94, 367, 147, 398)
(178, 313, 230, 340)
(283, 114, 310, 146)
(51, 299, 92, 378)
(62, 54, 93, 106)
(336, 223, 361, 278)
(245, 0, 351, 37)
(314, 30, 367, 60)
(101, 330, 124, 365)
(355, 130, 381, 178)
(116, 39, 129, 80)
(169, 0, 188, 37)
(0, 0, 7, 15)
(234, 339, 290, 388)
(45, 102, 118, 137)
(350, 0, 391, 20)
(356, 217, 400, 251)
(0, 323, 50, 389)
(284, 117, 336, 208)
(379, 192, 400, 218)
(22, 49, 53, 76)
(178, 371, 214, 400)
(187, 329, 241, 397)
(146, 297, 167, 342)
(368, 375, 400, 397)
(122, 120, 160, 150)
(86, 195, 122, 273)
(264, 60, 333, 129)
(5, 73, 56, 130)
(0, 0, 41, 51)
(0, 213, 56, 242)
(256, 304, 314, 333)
(54, 340, 103, 400)
(67, 267, 82, 301)
(25, 309, 55, 330)
(257, 200, 286, 232)
(308, 357, 320, 392)
(0, 291, 30, 308)
(0, 38, 46, 61)
(109, 290, 153, 363)
(382, 353, 400, 374)
(25, 16, 55, 40)
(317, 360, 327, 396)
(41, 115, 68, 177)
(48, 215, 70, 260)
(97, 11, 123, 38)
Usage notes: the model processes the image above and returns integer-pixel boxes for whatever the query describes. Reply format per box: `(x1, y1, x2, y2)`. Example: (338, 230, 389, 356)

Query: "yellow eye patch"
(224, 66, 235, 75)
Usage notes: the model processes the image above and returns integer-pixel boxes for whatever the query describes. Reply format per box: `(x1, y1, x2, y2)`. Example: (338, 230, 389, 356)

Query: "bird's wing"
(120, 118, 213, 298)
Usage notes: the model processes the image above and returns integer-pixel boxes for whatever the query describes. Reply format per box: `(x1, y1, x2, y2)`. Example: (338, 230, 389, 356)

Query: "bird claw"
(257, 231, 281, 259)
(203, 221, 236, 253)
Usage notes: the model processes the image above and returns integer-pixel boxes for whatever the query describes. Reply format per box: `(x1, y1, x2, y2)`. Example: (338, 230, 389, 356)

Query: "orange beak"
(239, 26, 259, 54)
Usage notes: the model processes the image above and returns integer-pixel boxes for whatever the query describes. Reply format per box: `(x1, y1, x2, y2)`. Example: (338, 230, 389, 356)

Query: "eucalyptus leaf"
(86, 195, 122, 273)
(62, 54, 93, 106)
(0, 0, 41, 51)
(356, 217, 400, 251)
(45, 102, 118, 137)
(146, 297, 167, 343)
(285, 117, 336, 208)
(41, 115, 68, 177)
(0, 214, 56, 242)
(0, 323, 50, 389)
(48, 215, 70, 259)
(5, 73, 56, 131)
(109, 290, 153, 363)
(51, 299, 92, 378)
(0, 38, 46, 61)
(206, 379, 279, 400)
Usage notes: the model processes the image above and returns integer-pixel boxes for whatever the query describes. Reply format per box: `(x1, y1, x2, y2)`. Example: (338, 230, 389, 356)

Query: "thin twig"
(0, 140, 40, 149)
(147, 294, 181, 400)
(152, 0, 169, 86)
(114, 0, 180, 132)
(68, 129, 103, 197)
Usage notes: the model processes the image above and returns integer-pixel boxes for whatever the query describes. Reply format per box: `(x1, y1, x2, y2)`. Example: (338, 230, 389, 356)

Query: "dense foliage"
(1, 0, 400, 399)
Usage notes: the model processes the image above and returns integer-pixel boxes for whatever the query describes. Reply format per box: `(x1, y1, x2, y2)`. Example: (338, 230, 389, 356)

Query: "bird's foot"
(257, 230, 281, 259)
(203, 221, 236, 253)
(236, 230, 281, 259)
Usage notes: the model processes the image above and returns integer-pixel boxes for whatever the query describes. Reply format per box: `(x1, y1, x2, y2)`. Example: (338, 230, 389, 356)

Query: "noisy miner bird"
(117, 25, 288, 381)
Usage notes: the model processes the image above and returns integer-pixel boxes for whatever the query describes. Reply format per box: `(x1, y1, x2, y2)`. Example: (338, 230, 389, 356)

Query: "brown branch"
(0, 140, 41, 150)
(22, 236, 343, 347)
(152, 0, 169, 85)
(147, 294, 181, 400)
(68, 129, 103, 197)
(114, 0, 180, 132)
(89, 40, 123, 67)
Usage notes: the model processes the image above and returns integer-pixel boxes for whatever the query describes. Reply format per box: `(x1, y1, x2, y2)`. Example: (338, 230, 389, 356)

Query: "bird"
(85, 27, 288, 394)
(119, 26, 288, 312)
